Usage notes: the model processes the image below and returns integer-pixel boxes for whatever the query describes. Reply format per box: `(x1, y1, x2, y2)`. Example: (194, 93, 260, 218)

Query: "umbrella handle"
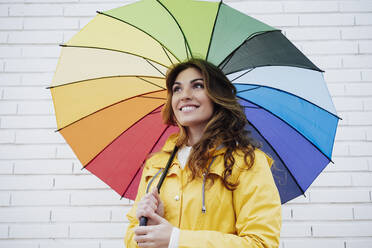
(139, 216, 148, 226)
(138, 146, 179, 227)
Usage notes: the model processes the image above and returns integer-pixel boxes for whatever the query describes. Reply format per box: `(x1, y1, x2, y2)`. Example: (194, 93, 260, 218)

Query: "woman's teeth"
(181, 106, 196, 112)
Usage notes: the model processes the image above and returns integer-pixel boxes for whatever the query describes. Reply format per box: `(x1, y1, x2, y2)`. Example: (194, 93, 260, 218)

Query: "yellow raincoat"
(125, 134, 282, 247)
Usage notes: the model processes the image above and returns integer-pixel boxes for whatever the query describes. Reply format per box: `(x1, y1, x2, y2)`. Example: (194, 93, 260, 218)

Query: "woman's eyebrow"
(173, 78, 203, 85)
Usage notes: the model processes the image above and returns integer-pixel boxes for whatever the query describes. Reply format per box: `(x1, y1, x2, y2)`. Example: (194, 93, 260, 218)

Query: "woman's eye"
(172, 86, 181, 93)
(193, 83, 204, 89)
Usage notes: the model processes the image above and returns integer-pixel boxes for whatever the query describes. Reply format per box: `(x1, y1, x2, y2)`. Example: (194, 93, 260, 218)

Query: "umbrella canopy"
(50, 0, 339, 204)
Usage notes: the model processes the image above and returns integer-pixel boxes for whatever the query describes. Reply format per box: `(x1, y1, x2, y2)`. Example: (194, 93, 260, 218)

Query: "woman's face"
(171, 67, 214, 131)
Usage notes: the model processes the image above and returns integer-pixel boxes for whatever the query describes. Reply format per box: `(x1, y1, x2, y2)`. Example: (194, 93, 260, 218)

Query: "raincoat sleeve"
(178, 150, 282, 248)
(124, 161, 151, 248)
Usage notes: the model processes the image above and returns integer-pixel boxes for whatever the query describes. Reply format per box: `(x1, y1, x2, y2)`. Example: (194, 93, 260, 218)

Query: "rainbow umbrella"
(50, 0, 339, 203)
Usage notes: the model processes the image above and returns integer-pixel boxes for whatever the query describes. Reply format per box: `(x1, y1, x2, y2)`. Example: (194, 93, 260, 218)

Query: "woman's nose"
(180, 86, 192, 100)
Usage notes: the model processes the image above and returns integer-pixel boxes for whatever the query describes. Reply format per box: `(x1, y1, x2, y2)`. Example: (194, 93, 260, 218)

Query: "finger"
(134, 226, 150, 236)
(148, 211, 165, 224)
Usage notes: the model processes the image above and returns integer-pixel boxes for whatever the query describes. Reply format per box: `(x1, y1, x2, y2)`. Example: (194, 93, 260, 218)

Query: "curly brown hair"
(162, 58, 258, 190)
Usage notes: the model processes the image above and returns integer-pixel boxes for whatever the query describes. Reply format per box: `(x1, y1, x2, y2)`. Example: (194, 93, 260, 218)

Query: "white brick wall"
(0, 0, 371, 248)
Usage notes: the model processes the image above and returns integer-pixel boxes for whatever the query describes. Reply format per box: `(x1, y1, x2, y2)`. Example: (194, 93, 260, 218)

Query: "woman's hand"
(134, 212, 173, 248)
(136, 187, 164, 226)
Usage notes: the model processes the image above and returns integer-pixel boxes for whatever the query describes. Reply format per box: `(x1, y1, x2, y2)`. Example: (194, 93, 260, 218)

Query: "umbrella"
(50, 0, 339, 204)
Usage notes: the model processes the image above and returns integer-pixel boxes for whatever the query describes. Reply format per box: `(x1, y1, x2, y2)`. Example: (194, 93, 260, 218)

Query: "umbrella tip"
(96, 10, 102, 14)
(59, 44, 66, 47)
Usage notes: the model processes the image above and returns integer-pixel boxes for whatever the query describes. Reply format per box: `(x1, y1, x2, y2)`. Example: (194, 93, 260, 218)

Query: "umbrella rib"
(237, 95, 336, 163)
(121, 124, 172, 199)
(235, 83, 341, 120)
(237, 86, 261, 94)
(230, 68, 255, 82)
(137, 76, 166, 90)
(83, 104, 166, 172)
(145, 59, 166, 77)
(218, 30, 273, 69)
(139, 96, 166, 100)
(206, 1, 223, 61)
(162, 46, 175, 66)
(155, 0, 193, 58)
(243, 117, 307, 199)
(48, 75, 165, 90)
(55, 89, 166, 132)
(60, 44, 170, 71)
(97, 11, 181, 63)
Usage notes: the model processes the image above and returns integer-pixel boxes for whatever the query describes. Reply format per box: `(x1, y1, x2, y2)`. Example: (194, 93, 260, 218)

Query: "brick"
(359, 41, 372, 53)
(3, 86, 51, 99)
(25, 0, 79, 2)
(333, 98, 364, 112)
(11, 191, 69, 206)
(280, 223, 311, 237)
(313, 222, 372, 237)
(352, 173, 372, 186)
(301, 41, 358, 55)
(345, 83, 372, 96)
(79, 17, 92, 28)
(70, 190, 120, 205)
(0, 207, 50, 222)
(0, 225, 7, 238)
(0, 5, 8, 16)
(329, 157, 368, 172)
(327, 83, 345, 96)
(356, 14, 372, 25)
(361, 70, 372, 81)
(0, 192, 10, 206)
(8, 31, 63, 44)
(367, 128, 372, 140)
(342, 27, 372, 40)
(9, 224, 68, 238)
(312, 172, 352, 187)
(69, 223, 126, 238)
(284, 239, 344, 248)
(340, 2, 372, 12)
(281, 206, 291, 221)
(17, 101, 54, 115)
(14, 159, 73, 174)
(347, 112, 372, 125)
(56, 145, 77, 159)
(64, 3, 120, 17)
(300, 14, 354, 26)
(292, 205, 353, 220)
(38, 240, 99, 248)
(110, 206, 131, 222)
(0, 18, 22, 30)
(0, 74, 21, 85)
(346, 239, 372, 248)
(0, 101, 17, 114)
(21, 72, 53, 86)
(5, 58, 58, 72)
(354, 206, 372, 219)
(9, 5, 63, 16)
(251, 14, 298, 27)
(343, 55, 372, 69)
(335, 126, 366, 141)
(0, 161, 13, 174)
(62, 30, 77, 43)
(0, 145, 55, 159)
(309, 55, 342, 69)
(286, 194, 310, 204)
(331, 142, 349, 156)
(0, 32, 8, 43)
(22, 45, 61, 58)
(310, 189, 370, 203)
(72, 161, 91, 175)
(16, 129, 64, 144)
(0, 130, 15, 143)
(0, 116, 57, 128)
(0, 241, 38, 248)
(51, 207, 110, 222)
(24, 17, 79, 30)
(283, 1, 338, 13)
(325, 70, 361, 83)
(285, 27, 340, 41)
(0, 175, 53, 190)
(54, 175, 108, 189)
(228, 2, 283, 14)
(0, 47, 22, 57)
(100, 239, 125, 248)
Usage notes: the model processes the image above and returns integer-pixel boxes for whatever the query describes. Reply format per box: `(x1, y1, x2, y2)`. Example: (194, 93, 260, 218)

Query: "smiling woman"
(124, 59, 282, 248)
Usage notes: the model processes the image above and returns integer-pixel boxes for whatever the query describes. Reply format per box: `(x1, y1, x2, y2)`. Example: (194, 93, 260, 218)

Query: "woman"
(125, 59, 282, 248)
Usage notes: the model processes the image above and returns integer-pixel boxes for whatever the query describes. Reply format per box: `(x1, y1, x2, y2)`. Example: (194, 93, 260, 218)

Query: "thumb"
(149, 211, 166, 224)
